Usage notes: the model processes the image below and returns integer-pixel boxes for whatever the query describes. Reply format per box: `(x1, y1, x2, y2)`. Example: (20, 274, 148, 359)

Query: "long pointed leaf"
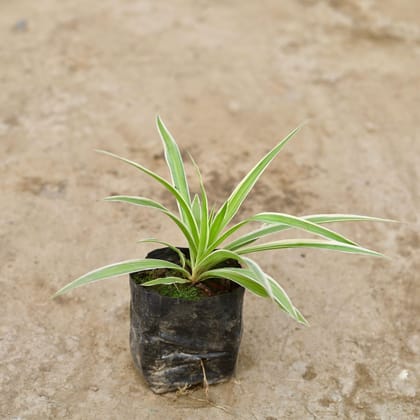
(265, 273, 299, 321)
(208, 201, 228, 244)
(191, 194, 201, 226)
(209, 220, 249, 250)
(156, 116, 191, 206)
(200, 268, 306, 324)
(137, 238, 188, 269)
(249, 212, 358, 245)
(142, 276, 190, 286)
(220, 125, 301, 231)
(237, 239, 384, 257)
(97, 150, 199, 243)
(305, 214, 396, 224)
(226, 214, 394, 251)
(293, 307, 308, 324)
(229, 267, 299, 321)
(242, 256, 274, 299)
(105, 195, 168, 211)
(54, 259, 190, 297)
(200, 268, 267, 297)
(104, 195, 196, 253)
(189, 154, 209, 261)
(195, 249, 243, 276)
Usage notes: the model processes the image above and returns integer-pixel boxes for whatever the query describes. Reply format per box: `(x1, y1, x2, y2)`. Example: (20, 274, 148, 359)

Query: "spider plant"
(54, 116, 390, 324)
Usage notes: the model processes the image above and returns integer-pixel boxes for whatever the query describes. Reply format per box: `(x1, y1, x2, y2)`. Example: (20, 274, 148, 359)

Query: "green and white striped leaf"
(209, 220, 249, 249)
(249, 212, 357, 245)
(191, 194, 201, 226)
(304, 214, 396, 224)
(195, 249, 243, 275)
(97, 150, 199, 243)
(293, 307, 307, 324)
(54, 259, 190, 297)
(105, 195, 168, 211)
(105, 195, 196, 252)
(190, 154, 210, 261)
(265, 273, 300, 321)
(228, 267, 299, 321)
(200, 267, 306, 324)
(199, 268, 267, 297)
(237, 239, 384, 257)
(156, 116, 191, 206)
(142, 276, 190, 286)
(214, 125, 301, 236)
(242, 257, 274, 299)
(208, 201, 228, 244)
(137, 238, 188, 269)
(226, 213, 394, 251)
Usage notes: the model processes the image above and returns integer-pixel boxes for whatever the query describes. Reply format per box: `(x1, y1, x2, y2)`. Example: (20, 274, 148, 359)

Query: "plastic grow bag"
(129, 247, 245, 394)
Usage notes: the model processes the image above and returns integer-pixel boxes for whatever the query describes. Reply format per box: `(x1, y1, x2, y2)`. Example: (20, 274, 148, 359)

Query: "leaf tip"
(51, 289, 64, 299)
(156, 114, 164, 129)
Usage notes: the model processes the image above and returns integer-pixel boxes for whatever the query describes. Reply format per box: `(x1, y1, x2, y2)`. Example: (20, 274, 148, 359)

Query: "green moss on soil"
(131, 269, 205, 301)
(154, 283, 203, 300)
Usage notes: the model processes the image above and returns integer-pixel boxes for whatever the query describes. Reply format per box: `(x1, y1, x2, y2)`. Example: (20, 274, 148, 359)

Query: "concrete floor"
(1, 1, 419, 418)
